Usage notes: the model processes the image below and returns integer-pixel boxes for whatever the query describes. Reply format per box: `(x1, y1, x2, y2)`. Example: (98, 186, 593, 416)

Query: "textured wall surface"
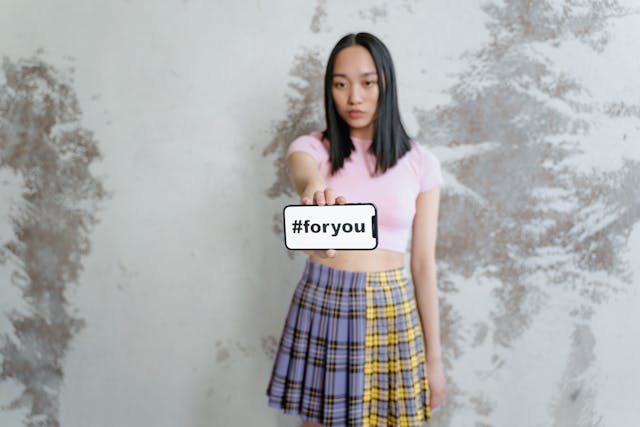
(1, 1, 639, 426)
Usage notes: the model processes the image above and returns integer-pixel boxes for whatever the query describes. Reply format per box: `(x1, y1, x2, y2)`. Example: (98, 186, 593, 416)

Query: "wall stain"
(117, 260, 138, 291)
(310, 0, 328, 33)
(401, 0, 420, 14)
(551, 324, 597, 427)
(470, 393, 495, 417)
(0, 55, 106, 426)
(603, 101, 640, 118)
(215, 340, 231, 363)
(263, 48, 325, 200)
(215, 339, 255, 363)
(260, 334, 278, 359)
(413, 0, 636, 424)
(358, 5, 388, 24)
(471, 321, 489, 347)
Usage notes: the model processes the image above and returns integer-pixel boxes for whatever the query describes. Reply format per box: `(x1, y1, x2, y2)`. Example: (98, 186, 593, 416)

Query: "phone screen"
(283, 203, 378, 250)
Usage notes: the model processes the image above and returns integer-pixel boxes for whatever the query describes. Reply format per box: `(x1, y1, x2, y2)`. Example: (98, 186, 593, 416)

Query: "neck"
(350, 124, 374, 140)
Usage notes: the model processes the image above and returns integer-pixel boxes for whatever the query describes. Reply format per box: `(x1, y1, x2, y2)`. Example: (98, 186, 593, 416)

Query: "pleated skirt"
(266, 259, 431, 426)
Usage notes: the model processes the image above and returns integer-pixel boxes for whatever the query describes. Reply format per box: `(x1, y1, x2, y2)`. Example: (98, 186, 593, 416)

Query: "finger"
(324, 188, 336, 205)
(314, 190, 326, 206)
(430, 394, 440, 409)
(311, 250, 326, 259)
(432, 390, 445, 408)
(335, 195, 347, 205)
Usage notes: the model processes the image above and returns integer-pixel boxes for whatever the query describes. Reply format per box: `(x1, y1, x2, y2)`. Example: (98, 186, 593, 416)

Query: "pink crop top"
(287, 131, 443, 253)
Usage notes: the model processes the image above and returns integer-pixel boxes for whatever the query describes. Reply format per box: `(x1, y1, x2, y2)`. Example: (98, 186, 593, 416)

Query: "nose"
(348, 85, 363, 105)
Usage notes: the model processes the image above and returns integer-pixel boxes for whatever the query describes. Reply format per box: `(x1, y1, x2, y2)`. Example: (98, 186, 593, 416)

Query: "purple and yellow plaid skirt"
(266, 259, 431, 426)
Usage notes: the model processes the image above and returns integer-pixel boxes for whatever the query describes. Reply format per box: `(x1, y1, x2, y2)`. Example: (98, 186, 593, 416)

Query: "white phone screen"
(283, 203, 378, 250)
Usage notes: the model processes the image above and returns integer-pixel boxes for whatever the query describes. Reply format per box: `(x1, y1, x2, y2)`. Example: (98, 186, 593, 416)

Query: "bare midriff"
(309, 248, 405, 272)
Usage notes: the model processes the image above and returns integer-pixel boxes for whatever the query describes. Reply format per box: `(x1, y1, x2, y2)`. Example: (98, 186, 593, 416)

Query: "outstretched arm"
(287, 151, 346, 258)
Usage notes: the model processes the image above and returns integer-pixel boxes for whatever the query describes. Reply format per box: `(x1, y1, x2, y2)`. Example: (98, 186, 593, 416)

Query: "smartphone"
(283, 203, 378, 250)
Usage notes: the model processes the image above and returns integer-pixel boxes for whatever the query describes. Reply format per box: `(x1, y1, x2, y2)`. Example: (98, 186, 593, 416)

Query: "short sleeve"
(417, 144, 443, 192)
(286, 133, 329, 165)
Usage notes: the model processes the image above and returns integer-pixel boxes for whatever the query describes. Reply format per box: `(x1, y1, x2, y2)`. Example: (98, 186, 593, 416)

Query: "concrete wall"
(1, 1, 639, 426)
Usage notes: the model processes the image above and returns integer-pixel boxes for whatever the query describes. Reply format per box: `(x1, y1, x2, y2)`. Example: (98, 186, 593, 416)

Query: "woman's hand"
(301, 187, 346, 259)
(426, 358, 447, 409)
(300, 187, 346, 207)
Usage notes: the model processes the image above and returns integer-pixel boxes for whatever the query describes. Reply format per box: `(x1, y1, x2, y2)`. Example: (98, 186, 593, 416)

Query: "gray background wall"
(1, 1, 639, 426)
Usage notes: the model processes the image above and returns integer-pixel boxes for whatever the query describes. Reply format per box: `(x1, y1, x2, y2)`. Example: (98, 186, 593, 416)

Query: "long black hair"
(322, 32, 411, 175)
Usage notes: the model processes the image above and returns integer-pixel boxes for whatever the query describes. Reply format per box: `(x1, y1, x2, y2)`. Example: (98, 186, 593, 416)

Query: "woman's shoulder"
(293, 131, 326, 145)
(407, 139, 440, 162)
(287, 131, 330, 162)
(406, 139, 443, 191)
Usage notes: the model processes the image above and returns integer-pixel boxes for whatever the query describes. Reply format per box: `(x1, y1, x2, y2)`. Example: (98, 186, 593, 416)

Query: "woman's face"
(331, 45, 380, 139)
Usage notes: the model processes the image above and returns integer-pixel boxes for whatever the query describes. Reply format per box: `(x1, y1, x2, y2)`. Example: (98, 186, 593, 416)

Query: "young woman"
(266, 32, 446, 427)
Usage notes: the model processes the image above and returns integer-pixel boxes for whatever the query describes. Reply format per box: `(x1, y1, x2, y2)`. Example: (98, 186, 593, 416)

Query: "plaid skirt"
(266, 259, 431, 426)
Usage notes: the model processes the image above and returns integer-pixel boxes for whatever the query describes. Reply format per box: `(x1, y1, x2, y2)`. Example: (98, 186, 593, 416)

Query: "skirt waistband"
(302, 258, 408, 290)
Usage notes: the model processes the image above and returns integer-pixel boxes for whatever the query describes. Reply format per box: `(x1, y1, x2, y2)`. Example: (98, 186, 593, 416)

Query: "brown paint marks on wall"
(358, 5, 388, 24)
(412, 0, 636, 423)
(471, 322, 489, 347)
(310, 0, 328, 33)
(415, 0, 637, 337)
(261, 335, 278, 359)
(470, 393, 495, 417)
(571, 163, 640, 282)
(603, 101, 640, 118)
(235, 341, 249, 356)
(438, 289, 464, 360)
(551, 324, 597, 426)
(0, 56, 106, 427)
(214, 339, 255, 363)
(481, 0, 628, 52)
(215, 340, 231, 363)
(117, 260, 138, 291)
(263, 48, 325, 201)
